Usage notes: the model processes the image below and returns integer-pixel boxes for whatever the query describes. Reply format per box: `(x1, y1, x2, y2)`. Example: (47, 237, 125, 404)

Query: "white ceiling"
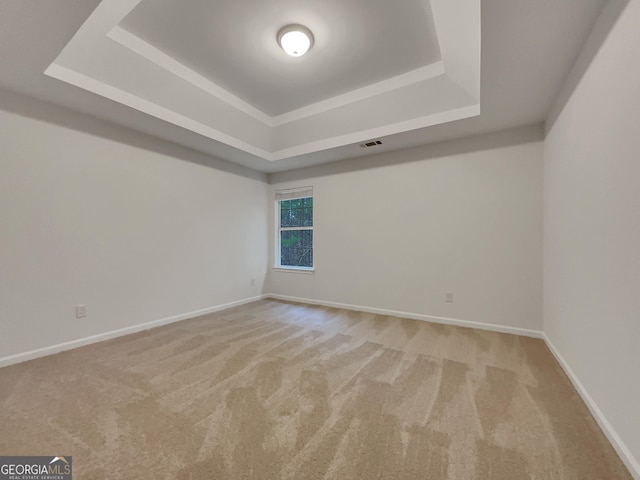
(120, 0, 442, 116)
(0, 0, 607, 173)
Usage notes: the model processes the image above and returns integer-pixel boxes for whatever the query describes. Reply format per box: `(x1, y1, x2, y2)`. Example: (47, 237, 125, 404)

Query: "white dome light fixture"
(277, 24, 314, 57)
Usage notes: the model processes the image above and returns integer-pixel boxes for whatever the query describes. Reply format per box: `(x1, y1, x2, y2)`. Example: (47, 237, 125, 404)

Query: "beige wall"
(0, 109, 269, 361)
(268, 137, 543, 332)
(544, 0, 640, 472)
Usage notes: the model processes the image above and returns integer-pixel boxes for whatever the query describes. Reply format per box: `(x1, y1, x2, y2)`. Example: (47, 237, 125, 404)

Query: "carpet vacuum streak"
(0, 300, 631, 479)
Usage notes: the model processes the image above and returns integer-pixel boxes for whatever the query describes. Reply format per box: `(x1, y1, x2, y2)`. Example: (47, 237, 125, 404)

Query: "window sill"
(272, 266, 315, 274)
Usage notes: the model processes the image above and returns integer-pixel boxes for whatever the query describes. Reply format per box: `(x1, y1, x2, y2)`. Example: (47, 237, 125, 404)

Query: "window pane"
(280, 205, 290, 227)
(280, 229, 313, 267)
(293, 207, 303, 226)
(280, 197, 312, 227)
(303, 207, 313, 226)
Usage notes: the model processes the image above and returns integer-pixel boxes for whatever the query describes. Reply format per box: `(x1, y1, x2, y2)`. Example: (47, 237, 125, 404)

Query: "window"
(275, 187, 313, 270)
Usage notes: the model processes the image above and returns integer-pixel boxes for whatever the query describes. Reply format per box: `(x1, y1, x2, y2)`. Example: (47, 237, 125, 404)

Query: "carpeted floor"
(0, 300, 631, 479)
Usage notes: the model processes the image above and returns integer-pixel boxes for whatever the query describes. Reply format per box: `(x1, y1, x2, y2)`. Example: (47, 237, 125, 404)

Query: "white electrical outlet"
(445, 293, 453, 303)
(75, 305, 87, 318)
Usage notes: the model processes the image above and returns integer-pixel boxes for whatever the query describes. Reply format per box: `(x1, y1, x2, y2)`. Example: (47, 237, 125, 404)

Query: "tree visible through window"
(278, 196, 313, 268)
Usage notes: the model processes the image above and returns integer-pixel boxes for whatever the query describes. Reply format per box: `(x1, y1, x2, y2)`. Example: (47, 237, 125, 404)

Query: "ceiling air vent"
(359, 140, 383, 149)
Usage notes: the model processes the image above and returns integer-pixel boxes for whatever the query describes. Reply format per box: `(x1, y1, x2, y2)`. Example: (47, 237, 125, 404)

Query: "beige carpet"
(0, 300, 631, 479)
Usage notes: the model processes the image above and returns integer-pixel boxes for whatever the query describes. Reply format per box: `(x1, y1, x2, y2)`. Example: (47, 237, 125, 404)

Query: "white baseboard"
(0, 295, 268, 368)
(266, 294, 543, 339)
(543, 334, 640, 479)
(0, 294, 540, 369)
(3, 293, 635, 478)
(269, 294, 638, 477)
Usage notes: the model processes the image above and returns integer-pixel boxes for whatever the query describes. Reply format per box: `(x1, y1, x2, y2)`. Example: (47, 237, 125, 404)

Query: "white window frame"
(274, 187, 314, 272)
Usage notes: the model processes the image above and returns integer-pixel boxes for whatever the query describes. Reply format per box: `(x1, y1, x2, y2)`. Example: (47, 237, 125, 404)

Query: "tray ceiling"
(0, 0, 608, 173)
(45, 0, 481, 163)
(120, 0, 443, 116)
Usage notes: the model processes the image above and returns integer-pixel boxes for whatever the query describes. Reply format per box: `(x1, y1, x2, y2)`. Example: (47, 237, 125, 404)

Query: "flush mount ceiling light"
(277, 24, 314, 57)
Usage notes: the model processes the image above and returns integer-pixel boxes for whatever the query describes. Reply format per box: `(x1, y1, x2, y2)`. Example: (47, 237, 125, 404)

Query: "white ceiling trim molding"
(44, 61, 478, 162)
(44, 0, 481, 164)
(270, 62, 446, 126)
(107, 25, 274, 126)
(109, 24, 446, 128)
(45, 61, 478, 162)
(272, 104, 481, 160)
(44, 63, 273, 160)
